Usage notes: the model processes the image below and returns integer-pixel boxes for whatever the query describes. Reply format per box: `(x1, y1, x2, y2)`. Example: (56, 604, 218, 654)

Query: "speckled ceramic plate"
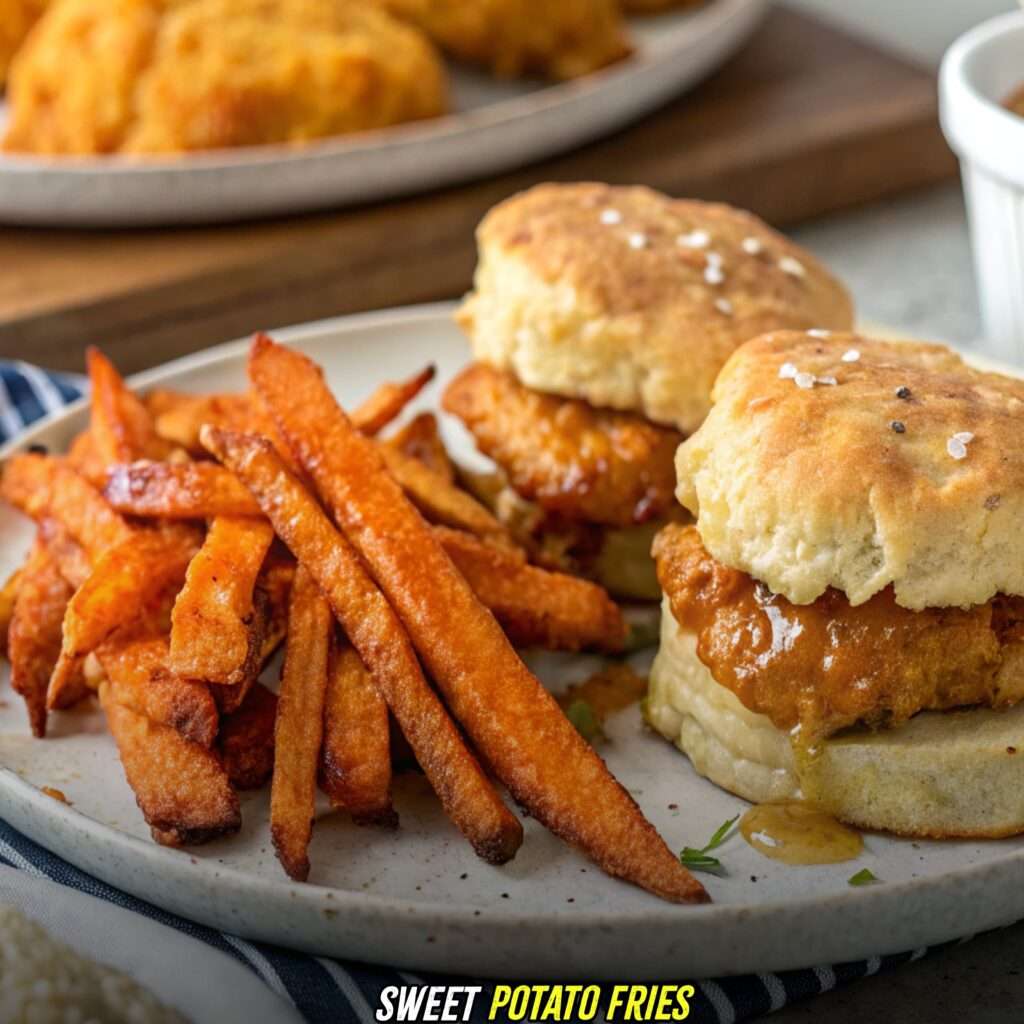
(0, 0, 765, 228)
(2, 304, 1024, 980)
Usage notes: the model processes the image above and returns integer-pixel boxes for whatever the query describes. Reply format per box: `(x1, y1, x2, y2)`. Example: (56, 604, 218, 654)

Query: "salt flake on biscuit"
(677, 229, 710, 249)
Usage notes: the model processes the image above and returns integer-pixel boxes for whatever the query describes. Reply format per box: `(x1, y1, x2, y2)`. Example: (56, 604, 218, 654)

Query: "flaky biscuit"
(457, 183, 854, 434)
(677, 331, 1024, 610)
(373, 0, 630, 80)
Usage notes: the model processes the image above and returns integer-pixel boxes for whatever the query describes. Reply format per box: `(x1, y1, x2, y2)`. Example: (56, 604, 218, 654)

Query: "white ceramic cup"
(940, 11, 1024, 367)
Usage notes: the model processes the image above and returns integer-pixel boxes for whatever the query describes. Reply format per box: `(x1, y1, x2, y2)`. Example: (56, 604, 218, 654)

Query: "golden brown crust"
(654, 522, 1024, 742)
(8, 538, 70, 738)
(219, 681, 277, 791)
(0, 0, 49, 85)
(101, 686, 240, 846)
(4, 0, 448, 156)
(677, 331, 1024, 609)
(443, 362, 682, 527)
(459, 183, 854, 433)
(374, 0, 630, 79)
(96, 637, 219, 748)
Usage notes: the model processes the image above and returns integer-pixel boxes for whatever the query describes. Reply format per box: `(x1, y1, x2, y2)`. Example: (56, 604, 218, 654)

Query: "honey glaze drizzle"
(740, 801, 863, 865)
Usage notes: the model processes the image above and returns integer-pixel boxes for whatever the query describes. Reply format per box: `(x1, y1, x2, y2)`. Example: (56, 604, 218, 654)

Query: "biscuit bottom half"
(647, 598, 1024, 839)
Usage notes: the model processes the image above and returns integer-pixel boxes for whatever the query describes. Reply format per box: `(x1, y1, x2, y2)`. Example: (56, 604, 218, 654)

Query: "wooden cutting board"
(0, 6, 956, 375)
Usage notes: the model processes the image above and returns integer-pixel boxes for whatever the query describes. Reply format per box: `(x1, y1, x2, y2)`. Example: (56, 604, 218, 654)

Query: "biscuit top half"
(457, 183, 854, 435)
(677, 331, 1024, 611)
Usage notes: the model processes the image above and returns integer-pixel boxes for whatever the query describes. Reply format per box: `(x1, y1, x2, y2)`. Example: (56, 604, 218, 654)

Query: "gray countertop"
(793, 184, 981, 348)
(734, 7, 1021, 1021)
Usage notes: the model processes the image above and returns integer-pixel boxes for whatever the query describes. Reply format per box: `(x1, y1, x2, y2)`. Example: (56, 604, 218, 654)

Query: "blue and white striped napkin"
(0, 359, 976, 1024)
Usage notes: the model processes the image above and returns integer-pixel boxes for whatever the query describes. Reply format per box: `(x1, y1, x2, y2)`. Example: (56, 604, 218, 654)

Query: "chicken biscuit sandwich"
(445, 183, 854, 599)
(648, 330, 1024, 837)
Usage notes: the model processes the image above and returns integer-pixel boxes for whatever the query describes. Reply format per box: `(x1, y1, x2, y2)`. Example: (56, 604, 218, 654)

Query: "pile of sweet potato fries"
(0, 336, 707, 904)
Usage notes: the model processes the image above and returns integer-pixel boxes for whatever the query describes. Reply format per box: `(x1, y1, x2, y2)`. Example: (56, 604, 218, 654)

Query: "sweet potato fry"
(378, 444, 514, 546)
(219, 682, 277, 791)
(67, 430, 107, 488)
(37, 518, 91, 589)
(257, 560, 293, 665)
(153, 393, 254, 454)
(321, 642, 395, 827)
(101, 686, 240, 846)
(201, 426, 522, 865)
(271, 564, 332, 882)
(435, 527, 627, 653)
(96, 638, 218, 748)
(386, 411, 455, 482)
(248, 335, 706, 904)
(0, 566, 24, 658)
(88, 348, 175, 465)
(9, 539, 73, 737)
(349, 365, 435, 436)
(50, 529, 198, 710)
(2, 456, 134, 557)
(207, 588, 272, 715)
(170, 517, 275, 685)
(142, 388, 188, 420)
(104, 460, 262, 519)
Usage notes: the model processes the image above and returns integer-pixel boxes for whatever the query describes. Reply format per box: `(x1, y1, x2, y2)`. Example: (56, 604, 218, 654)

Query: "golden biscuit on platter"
(0, 0, 48, 86)
(458, 183, 854, 435)
(373, 0, 630, 79)
(3, 0, 448, 156)
(3, 0, 162, 155)
(677, 331, 1024, 610)
(125, 0, 448, 153)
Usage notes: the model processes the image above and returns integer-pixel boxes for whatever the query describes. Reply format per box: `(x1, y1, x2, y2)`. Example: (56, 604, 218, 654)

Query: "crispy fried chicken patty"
(443, 362, 683, 529)
(654, 523, 1024, 743)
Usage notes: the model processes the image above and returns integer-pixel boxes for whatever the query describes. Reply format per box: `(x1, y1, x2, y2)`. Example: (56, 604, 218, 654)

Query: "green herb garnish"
(566, 699, 605, 743)
(848, 868, 880, 886)
(679, 815, 739, 874)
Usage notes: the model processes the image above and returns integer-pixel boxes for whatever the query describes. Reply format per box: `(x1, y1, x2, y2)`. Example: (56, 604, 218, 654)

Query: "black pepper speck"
(891, 421, 906, 434)
(895, 386, 912, 400)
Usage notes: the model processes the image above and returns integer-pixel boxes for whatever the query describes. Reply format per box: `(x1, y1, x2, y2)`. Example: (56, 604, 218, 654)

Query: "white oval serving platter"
(0, 0, 766, 227)
(1, 303, 1023, 980)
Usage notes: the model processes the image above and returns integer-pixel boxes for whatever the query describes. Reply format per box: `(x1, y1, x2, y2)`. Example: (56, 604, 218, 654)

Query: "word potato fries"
(249, 335, 707, 904)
